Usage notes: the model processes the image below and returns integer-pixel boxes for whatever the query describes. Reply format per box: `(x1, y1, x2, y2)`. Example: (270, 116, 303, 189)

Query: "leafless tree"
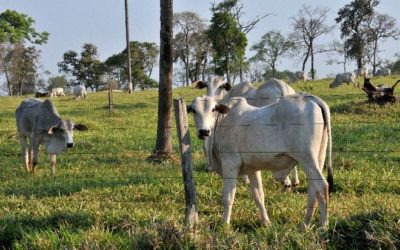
(364, 13, 400, 75)
(155, 0, 173, 157)
(291, 5, 334, 79)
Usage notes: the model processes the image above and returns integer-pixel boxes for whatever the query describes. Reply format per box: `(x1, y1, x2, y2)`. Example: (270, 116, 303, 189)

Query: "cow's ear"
(192, 81, 207, 89)
(215, 104, 230, 114)
(74, 124, 88, 131)
(186, 105, 195, 113)
(220, 82, 232, 91)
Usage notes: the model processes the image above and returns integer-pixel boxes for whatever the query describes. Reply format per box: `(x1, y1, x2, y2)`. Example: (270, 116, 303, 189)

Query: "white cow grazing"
(73, 85, 87, 99)
(194, 77, 300, 188)
(375, 68, 391, 76)
(329, 72, 357, 88)
(16, 99, 87, 175)
(288, 71, 308, 83)
(50, 87, 65, 97)
(187, 94, 333, 228)
(354, 68, 369, 79)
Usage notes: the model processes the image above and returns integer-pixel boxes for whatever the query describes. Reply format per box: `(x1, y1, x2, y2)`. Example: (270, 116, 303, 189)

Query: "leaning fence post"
(173, 97, 198, 228)
(108, 85, 113, 113)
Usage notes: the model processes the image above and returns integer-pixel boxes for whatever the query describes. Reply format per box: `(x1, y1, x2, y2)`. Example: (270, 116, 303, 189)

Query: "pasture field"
(0, 77, 399, 249)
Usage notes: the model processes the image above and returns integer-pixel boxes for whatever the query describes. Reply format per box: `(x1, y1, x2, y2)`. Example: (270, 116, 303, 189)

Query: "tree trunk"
(155, 0, 173, 156)
(185, 42, 190, 86)
(225, 54, 231, 83)
(372, 41, 378, 76)
(302, 48, 310, 72)
(310, 41, 315, 80)
(125, 0, 133, 93)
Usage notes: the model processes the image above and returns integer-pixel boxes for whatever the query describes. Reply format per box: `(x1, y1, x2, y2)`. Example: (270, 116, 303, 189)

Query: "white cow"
(288, 71, 308, 83)
(354, 68, 369, 79)
(50, 88, 65, 97)
(329, 72, 358, 88)
(194, 77, 300, 188)
(187, 94, 333, 228)
(375, 68, 391, 76)
(16, 99, 88, 175)
(73, 85, 87, 99)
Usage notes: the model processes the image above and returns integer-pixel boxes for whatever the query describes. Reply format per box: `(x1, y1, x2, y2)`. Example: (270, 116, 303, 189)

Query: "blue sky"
(1, 0, 399, 82)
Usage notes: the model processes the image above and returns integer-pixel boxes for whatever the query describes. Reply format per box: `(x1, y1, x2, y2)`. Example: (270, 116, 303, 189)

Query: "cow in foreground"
(73, 85, 87, 99)
(16, 98, 87, 175)
(194, 76, 300, 188)
(329, 72, 358, 88)
(50, 88, 65, 97)
(187, 94, 333, 228)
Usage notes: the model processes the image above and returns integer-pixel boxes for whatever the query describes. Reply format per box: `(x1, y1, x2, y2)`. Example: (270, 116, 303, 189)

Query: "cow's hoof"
(242, 176, 250, 185)
(261, 219, 271, 227)
(284, 184, 292, 192)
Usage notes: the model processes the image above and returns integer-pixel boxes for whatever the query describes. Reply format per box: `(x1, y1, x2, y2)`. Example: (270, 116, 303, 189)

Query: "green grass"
(0, 77, 399, 249)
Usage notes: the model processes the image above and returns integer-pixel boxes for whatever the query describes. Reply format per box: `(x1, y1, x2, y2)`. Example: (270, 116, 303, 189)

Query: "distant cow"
(34, 92, 49, 98)
(50, 88, 65, 97)
(375, 68, 391, 76)
(329, 72, 358, 88)
(73, 85, 87, 99)
(354, 68, 369, 79)
(16, 99, 88, 175)
(187, 94, 333, 228)
(194, 76, 300, 188)
(288, 71, 308, 83)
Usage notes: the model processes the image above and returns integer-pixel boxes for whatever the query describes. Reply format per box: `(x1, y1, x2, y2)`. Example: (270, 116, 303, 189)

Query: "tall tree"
(290, 5, 333, 79)
(0, 9, 48, 95)
(104, 41, 159, 90)
(364, 13, 400, 75)
(155, 0, 173, 156)
(250, 31, 294, 78)
(124, 0, 133, 93)
(173, 11, 206, 86)
(58, 43, 105, 91)
(208, 0, 247, 83)
(336, 0, 380, 69)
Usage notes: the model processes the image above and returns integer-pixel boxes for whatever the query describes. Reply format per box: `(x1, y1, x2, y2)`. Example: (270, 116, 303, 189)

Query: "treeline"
(1, 0, 400, 96)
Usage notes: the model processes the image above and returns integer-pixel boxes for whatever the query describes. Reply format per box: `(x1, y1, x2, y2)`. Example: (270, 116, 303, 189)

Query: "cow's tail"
(307, 94, 333, 193)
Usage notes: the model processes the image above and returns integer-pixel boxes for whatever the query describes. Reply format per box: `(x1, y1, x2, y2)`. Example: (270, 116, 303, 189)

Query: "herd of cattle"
(13, 68, 393, 228)
(34, 85, 87, 99)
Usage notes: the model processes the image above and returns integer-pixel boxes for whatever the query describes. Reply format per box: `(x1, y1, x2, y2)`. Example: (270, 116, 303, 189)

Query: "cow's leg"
(221, 159, 240, 224)
(301, 158, 329, 228)
(50, 154, 57, 176)
(248, 171, 270, 226)
(273, 170, 292, 191)
(18, 135, 29, 172)
(31, 136, 40, 173)
(291, 166, 300, 187)
(242, 175, 250, 184)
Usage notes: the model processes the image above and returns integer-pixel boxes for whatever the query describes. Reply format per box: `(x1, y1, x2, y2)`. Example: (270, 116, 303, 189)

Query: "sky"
(1, 0, 399, 85)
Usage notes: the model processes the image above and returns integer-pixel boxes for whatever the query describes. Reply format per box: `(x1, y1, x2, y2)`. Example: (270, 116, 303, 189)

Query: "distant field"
(0, 77, 399, 249)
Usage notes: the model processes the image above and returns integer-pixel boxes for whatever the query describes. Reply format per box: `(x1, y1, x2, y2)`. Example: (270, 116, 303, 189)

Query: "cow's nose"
(67, 143, 74, 148)
(198, 129, 210, 139)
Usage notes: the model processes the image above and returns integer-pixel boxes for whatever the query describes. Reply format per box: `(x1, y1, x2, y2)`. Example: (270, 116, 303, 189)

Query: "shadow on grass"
(328, 209, 400, 249)
(0, 211, 94, 249)
(2, 176, 156, 199)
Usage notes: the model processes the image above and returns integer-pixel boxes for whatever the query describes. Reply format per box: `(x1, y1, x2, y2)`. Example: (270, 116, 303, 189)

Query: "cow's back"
(253, 78, 296, 106)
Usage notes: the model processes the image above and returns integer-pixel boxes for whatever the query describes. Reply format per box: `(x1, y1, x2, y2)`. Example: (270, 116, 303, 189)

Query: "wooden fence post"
(173, 97, 198, 228)
(108, 86, 113, 113)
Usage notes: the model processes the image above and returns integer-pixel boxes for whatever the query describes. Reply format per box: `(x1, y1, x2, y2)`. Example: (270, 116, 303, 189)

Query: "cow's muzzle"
(67, 143, 74, 148)
(198, 129, 210, 140)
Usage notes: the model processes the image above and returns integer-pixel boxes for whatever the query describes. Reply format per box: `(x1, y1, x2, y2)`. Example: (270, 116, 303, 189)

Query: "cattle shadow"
(0, 211, 94, 249)
(2, 175, 156, 199)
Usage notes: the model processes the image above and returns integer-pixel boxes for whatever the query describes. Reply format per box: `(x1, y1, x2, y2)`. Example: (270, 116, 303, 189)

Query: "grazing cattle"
(375, 68, 391, 76)
(187, 94, 333, 228)
(288, 71, 308, 83)
(194, 77, 300, 188)
(16, 98, 88, 175)
(50, 88, 65, 97)
(73, 85, 87, 99)
(34, 92, 49, 98)
(329, 72, 358, 88)
(354, 68, 369, 79)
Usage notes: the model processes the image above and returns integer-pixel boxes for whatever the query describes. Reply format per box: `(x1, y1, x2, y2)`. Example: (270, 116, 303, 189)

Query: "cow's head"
(187, 96, 230, 140)
(192, 76, 232, 100)
(46, 120, 88, 153)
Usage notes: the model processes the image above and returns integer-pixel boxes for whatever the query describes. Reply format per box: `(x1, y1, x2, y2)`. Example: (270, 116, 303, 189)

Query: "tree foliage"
(250, 31, 294, 78)
(207, 0, 247, 83)
(335, 0, 380, 69)
(104, 41, 159, 90)
(58, 43, 104, 91)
